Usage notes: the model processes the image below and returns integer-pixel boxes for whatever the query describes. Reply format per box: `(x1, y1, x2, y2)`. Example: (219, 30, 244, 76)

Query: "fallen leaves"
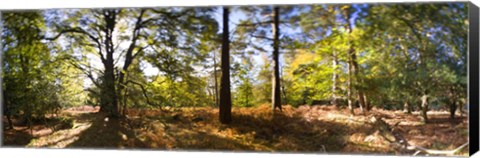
(3, 104, 469, 156)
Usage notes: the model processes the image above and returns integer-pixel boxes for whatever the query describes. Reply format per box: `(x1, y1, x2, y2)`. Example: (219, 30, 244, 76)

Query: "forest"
(1, 2, 470, 156)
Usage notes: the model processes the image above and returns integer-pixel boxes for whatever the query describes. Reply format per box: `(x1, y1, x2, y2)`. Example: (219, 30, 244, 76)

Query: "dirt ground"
(2, 105, 469, 156)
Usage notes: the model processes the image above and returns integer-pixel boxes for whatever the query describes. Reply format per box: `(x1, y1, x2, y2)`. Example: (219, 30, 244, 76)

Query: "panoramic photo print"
(1, 2, 470, 156)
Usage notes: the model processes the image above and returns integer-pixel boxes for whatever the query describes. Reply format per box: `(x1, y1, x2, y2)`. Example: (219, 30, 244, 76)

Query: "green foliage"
(281, 3, 467, 110)
(2, 3, 468, 119)
(232, 58, 255, 107)
(252, 55, 272, 105)
(2, 11, 86, 121)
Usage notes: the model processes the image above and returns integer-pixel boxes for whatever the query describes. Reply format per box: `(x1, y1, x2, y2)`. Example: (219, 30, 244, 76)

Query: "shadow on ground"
(65, 112, 145, 149)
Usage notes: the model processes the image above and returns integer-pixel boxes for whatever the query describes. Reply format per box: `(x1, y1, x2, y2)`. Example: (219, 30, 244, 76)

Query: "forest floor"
(3, 104, 469, 156)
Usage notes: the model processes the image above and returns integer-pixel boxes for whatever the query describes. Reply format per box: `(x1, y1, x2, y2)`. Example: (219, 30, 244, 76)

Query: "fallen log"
(368, 116, 468, 156)
(409, 142, 469, 156)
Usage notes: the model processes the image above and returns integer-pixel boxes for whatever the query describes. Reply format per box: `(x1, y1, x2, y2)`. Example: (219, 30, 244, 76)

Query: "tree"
(232, 58, 255, 107)
(45, 9, 148, 117)
(253, 54, 273, 105)
(271, 6, 282, 111)
(236, 6, 297, 111)
(2, 11, 71, 130)
(361, 3, 468, 122)
(219, 7, 232, 124)
(46, 8, 218, 117)
(294, 5, 368, 113)
(339, 5, 368, 114)
(297, 5, 340, 107)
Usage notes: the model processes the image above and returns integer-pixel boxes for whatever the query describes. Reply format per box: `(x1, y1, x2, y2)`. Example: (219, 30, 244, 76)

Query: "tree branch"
(66, 59, 100, 88)
(123, 80, 168, 112)
(44, 27, 107, 63)
(395, 15, 423, 45)
(236, 21, 273, 27)
(250, 34, 274, 41)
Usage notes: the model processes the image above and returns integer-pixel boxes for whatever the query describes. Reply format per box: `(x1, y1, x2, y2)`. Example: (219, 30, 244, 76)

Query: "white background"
(0, 0, 479, 158)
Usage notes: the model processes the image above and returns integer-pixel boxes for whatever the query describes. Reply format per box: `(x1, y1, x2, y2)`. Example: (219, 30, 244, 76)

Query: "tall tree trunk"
(213, 51, 219, 107)
(100, 9, 119, 117)
(219, 7, 232, 124)
(331, 53, 338, 107)
(343, 5, 365, 114)
(272, 6, 282, 112)
(0, 12, 8, 129)
(343, 6, 354, 115)
(112, 9, 145, 116)
(103, 61, 119, 117)
(349, 42, 366, 114)
(347, 61, 354, 115)
(420, 94, 429, 123)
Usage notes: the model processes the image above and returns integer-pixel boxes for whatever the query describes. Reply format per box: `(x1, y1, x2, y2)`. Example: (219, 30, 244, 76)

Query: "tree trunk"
(280, 65, 288, 105)
(219, 7, 232, 124)
(4, 93, 14, 129)
(403, 101, 411, 114)
(448, 87, 457, 119)
(357, 92, 366, 113)
(4, 103, 14, 129)
(347, 61, 354, 115)
(102, 63, 119, 117)
(122, 86, 128, 116)
(457, 99, 465, 117)
(450, 101, 457, 119)
(331, 53, 338, 107)
(349, 44, 366, 114)
(420, 94, 429, 123)
(99, 9, 120, 117)
(117, 10, 145, 115)
(346, 47, 363, 115)
(343, 6, 358, 115)
(213, 51, 219, 108)
(272, 6, 282, 112)
(6, 113, 14, 129)
(364, 94, 370, 111)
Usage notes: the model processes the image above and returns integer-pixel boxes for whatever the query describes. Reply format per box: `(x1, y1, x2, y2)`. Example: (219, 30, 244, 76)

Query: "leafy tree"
(46, 7, 218, 117)
(233, 58, 255, 107)
(361, 3, 468, 122)
(253, 54, 273, 105)
(2, 11, 82, 129)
